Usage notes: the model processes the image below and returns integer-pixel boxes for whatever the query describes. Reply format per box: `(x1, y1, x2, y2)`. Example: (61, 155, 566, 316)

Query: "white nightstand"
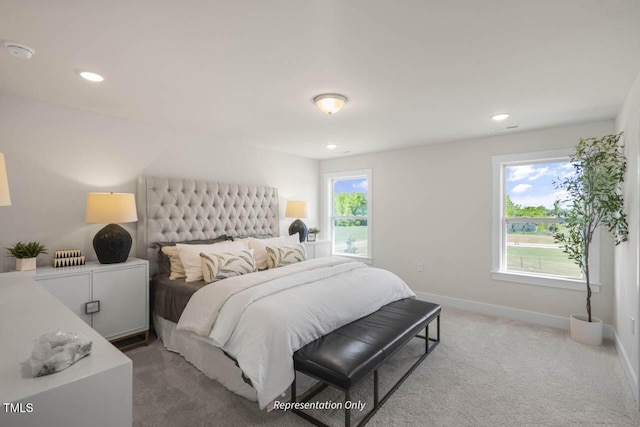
(33, 258, 149, 350)
(304, 239, 331, 259)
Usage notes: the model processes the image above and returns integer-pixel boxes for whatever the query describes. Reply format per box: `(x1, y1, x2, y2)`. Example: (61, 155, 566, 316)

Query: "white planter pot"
(570, 314, 603, 346)
(16, 257, 36, 271)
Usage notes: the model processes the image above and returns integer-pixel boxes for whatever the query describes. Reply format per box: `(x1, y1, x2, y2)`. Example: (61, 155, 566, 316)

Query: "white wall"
(0, 93, 319, 272)
(615, 72, 640, 405)
(321, 120, 616, 324)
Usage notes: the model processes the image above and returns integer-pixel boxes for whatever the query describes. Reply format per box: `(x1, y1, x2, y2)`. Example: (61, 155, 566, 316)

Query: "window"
(491, 150, 600, 291)
(324, 169, 372, 262)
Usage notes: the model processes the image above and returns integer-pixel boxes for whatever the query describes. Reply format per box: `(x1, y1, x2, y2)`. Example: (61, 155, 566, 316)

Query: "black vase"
(288, 219, 308, 243)
(93, 223, 132, 264)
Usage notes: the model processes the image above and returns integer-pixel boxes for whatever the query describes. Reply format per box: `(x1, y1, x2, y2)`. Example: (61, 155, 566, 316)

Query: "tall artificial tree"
(553, 133, 628, 322)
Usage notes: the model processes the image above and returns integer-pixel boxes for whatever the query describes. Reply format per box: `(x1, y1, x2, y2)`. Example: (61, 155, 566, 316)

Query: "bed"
(136, 176, 415, 410)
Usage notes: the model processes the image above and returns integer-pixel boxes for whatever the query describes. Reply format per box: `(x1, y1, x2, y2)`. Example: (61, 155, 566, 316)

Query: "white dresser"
(0, 272, 132, 427)
(33, 258, 149, 349)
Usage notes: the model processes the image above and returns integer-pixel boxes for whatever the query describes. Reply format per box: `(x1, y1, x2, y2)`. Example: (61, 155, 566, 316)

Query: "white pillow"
(177, 240, 249, 282)
(248, 234, 300, 270)
(266, 243, 306, 269)
(200, 249, 256, 284)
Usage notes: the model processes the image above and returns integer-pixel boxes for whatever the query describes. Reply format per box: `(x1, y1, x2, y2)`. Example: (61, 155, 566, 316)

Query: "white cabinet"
(33, 258, 149, 348)
(304, 239, 331, 259)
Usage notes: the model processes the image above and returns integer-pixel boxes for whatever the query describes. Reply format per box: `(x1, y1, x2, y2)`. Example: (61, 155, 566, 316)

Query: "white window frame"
(323, 169, 373, 264)
(491, 149, 601, 292)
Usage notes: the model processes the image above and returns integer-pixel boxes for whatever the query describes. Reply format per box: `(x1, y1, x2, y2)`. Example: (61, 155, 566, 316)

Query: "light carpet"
(127, 307, 640, 426)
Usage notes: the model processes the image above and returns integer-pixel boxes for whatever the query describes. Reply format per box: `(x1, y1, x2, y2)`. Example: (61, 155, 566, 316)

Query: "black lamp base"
(93, 223, 132, 264)
(288, 219, 308, 243)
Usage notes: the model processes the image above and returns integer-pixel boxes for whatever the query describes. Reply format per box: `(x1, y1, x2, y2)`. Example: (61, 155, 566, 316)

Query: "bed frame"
(136, 175, 280, 275)
(135, 175, 283, 402)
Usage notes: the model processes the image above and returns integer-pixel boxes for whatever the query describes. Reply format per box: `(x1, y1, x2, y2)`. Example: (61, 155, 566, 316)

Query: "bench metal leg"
(426, 324, 429, 352)
(291, 371, 297, 403)
(373, 370, 379, 408)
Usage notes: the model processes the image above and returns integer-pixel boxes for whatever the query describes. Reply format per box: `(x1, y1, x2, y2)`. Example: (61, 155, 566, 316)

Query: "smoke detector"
(3, 42, 35, 60)
(493, 125, 520, 132)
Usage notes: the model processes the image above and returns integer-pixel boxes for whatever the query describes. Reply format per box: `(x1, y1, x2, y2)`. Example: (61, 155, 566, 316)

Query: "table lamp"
(285, 200, 308, 243)
(86, 192, 138, 264)
(0, 153, 11, 206)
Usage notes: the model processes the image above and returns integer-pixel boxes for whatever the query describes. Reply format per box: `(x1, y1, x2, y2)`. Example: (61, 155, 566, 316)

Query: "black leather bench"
(291, 298, 441, 427)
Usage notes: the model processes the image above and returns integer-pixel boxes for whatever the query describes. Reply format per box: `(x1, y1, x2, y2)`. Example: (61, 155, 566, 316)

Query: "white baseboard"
(414, 291, 615, 340)
(614, 329, 640, 408)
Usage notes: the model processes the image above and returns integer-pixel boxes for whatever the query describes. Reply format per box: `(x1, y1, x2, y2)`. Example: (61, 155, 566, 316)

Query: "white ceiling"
(1, 1, 639, 160)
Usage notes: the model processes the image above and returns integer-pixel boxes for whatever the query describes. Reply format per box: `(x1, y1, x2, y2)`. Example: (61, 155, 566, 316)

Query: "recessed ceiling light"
(326, 144, 337, 150)
(491, 113, 510, 121)
(79, 71, 104, 82)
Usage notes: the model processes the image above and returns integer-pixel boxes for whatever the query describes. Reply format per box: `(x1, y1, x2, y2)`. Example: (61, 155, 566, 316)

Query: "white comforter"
(177, 257, 415, 409)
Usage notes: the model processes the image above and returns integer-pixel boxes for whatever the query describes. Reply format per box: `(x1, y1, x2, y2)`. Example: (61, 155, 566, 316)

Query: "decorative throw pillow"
(248, 234, 300, 270)
(200, 249, 256, 284)
(177, 240, 249, 282)
(266, 243, 306, 269)
(160, 246, 187, 280)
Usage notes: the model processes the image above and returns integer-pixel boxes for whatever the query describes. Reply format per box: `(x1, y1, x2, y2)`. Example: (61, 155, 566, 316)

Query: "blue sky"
(334, 178, 368, 196)
(506, 161, 574, 208)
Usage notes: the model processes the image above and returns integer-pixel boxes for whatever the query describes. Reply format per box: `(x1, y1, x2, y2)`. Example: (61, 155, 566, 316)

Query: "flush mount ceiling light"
(79, 71, 104, 82)
(326, 144, 337, 150)
(313, 94, 347, 115)
(491, 113, 510, 121)
(3, 41, 35, 60)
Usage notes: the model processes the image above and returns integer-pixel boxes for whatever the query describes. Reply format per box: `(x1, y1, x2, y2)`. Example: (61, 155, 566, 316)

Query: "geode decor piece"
(30, 331, 92, 377)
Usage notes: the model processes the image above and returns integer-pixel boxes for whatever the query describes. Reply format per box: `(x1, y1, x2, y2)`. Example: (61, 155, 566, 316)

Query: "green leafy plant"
(6, 242, 48, 259)
(308, 227, 320, 234)
(553, 133, 628, 322)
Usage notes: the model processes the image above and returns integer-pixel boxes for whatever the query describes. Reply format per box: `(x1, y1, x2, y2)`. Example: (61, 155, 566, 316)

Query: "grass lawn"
(507, 245, 581, 278)
(506, 233, 557, 244)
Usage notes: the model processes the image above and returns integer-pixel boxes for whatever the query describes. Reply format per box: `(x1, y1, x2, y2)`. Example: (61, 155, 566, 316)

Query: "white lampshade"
(313, 94, 347, 115)
(86, 192, 138, 224)
(285, 200, 308, 219)
(0, 153, 11, 206)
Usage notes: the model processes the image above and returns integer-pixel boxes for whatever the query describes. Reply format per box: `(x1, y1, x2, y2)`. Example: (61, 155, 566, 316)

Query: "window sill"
(332, 253, 372, 265)
(491, 271, 600, 293)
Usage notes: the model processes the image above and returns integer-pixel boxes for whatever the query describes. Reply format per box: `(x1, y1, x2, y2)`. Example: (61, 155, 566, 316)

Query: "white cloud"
(353, 180, 368, 191)
(508, 162, 572, 182)
(507, 165, 535, 182)
(528, 167, 548, 181)
(512, 183, 532, 193)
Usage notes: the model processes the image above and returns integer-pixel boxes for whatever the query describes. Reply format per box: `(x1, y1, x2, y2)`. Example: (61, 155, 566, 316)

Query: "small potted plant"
(307, 228, 320, 242)
(6, 241, 48, 271)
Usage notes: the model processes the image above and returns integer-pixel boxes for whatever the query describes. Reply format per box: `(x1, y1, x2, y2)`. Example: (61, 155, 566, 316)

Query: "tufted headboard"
(136, 176, 280, 275)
